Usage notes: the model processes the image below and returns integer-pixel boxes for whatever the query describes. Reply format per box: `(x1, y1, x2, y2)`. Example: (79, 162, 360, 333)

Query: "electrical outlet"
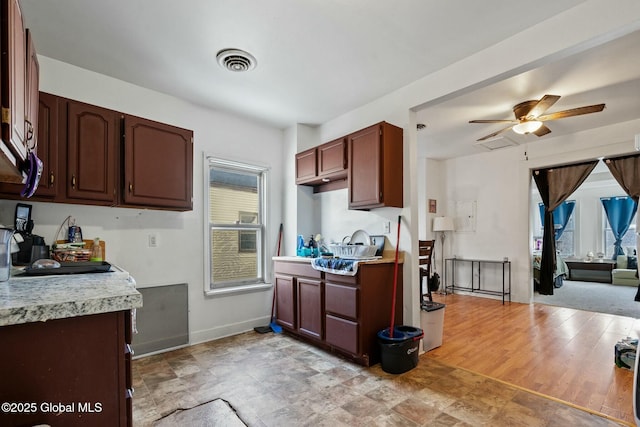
(148, 234, 158, 247)
(383, 221, 390, 234)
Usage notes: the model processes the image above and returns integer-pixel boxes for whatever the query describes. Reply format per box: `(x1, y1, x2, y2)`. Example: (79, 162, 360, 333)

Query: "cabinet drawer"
(274, 261, 321, 279)
(325, 314, 358, 354)
(325, 273, 357, 285)
(325, 282, 358, 319)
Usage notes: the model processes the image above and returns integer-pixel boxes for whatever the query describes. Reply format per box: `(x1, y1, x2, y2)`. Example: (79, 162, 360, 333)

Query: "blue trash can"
(377, 326, 424, 374)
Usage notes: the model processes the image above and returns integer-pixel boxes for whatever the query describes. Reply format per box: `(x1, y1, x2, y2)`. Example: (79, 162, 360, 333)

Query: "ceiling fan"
(469, 95, 605, 141)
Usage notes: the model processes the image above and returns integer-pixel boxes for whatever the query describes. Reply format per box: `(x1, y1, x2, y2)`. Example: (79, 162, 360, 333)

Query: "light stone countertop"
(0, 265, 143, 327)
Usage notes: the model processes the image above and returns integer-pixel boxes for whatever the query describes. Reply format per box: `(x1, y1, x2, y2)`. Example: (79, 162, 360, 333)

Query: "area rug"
(535, 279, 640, 318)
(153, 398, 247, 427)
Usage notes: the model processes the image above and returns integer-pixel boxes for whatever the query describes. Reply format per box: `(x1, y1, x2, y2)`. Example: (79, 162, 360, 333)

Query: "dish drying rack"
(329, 229, 379, 259)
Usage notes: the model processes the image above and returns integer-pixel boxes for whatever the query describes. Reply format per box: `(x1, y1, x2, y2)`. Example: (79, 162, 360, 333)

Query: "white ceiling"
(19, 1, 639, 159)
(417, 29, 640, 159)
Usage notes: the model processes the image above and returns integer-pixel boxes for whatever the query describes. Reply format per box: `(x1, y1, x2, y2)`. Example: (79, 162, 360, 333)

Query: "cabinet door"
(295, 147, 317, 184)
(66, 100, 118, 204)
(33, 92, 57, 196)
(0, 0, 27, 164)
(297, 277, 323, 340)
(318, 138, 346, 179)
(275, 274, 296, 330)
(0, 91, 57, 197)
(0, 311, 129, 426)
(25, 29, 38, 153)
(348, 124, 382, 209)
(123, 115, 193, 210)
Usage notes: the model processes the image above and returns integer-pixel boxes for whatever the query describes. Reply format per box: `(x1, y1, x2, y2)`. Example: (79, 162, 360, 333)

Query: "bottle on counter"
(308, 235, 317, 257)
(90, 237, 103, 262)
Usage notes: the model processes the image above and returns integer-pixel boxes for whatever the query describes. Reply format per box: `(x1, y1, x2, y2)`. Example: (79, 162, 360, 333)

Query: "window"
(555, 214, 576, 257)
(206, 157, 269, 293)
(238, 212, 258, 253)
(534, 201, 576, 257)
(604, 214, 637, 258)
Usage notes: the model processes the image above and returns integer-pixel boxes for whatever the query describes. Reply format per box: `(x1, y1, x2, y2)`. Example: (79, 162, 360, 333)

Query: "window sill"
(205, 282, 272, 298)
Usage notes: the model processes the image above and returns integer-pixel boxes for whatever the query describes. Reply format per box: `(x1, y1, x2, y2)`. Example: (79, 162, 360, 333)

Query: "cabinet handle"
(71, 175, 76, 189)
(129, 182, 133, 193)
(49, 172, 54, 186)
(125, 343, 134, 356)
(125, 388, 134, 399)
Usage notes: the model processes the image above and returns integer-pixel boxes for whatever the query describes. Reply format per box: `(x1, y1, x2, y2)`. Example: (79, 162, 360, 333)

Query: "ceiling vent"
(474, 135, 518, 151)
(216, 49, 257, 72)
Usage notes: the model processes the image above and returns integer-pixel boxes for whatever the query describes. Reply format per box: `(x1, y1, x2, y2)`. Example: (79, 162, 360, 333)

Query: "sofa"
(612, 255, 640, 286)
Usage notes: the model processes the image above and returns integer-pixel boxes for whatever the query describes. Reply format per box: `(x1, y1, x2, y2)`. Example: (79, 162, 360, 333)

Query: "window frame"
(204, 155, 272, 296)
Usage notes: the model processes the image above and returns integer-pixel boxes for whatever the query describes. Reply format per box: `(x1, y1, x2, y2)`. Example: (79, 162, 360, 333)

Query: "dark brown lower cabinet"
(297, 276, 323, 340)
(0, 310, 133, 427)
(274, 273, 295, 330)
(274, 260, 402, 366)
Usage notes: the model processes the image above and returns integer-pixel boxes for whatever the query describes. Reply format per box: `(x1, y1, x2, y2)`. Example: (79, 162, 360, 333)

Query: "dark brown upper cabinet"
(33, 91, 57, 197)
(65, 99, 119, 205)
(295, 147, 317, 184)
(317, 137, 347, 181)
(0, 0, 28, 183)
(122, 115, 193, 210)
(0, 92, 194, 211)
(296, 137, 347, 191)
(348, 122, 403, 210)
(0, 91, 56, 197)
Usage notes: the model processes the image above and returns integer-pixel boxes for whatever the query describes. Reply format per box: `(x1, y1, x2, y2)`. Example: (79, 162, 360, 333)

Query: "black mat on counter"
(22, 261, 112, 276)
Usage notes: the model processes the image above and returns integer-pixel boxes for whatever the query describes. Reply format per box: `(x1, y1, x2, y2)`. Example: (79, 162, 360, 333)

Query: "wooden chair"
(419, 240, 435, 302)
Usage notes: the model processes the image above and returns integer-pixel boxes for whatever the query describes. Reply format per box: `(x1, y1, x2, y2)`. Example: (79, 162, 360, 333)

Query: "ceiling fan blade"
(537, 104, 605, 121)
(476, 126, 513, 141)
(533, 124, 551, 137)
(469, 119, 519, 124)
(526, 95, 561, 118)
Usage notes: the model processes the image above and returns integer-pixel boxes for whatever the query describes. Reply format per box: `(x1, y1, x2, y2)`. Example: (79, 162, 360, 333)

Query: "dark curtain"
(533, 161, 598, 295)
(539, 200, 576, 240)
(604, 155, 640, 203)
(601, 196, 638, 259)
(603, 154, 640, 301)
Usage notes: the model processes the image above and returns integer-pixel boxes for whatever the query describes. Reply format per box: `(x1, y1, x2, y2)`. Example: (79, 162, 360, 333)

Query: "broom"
(254, 224, 283, 334)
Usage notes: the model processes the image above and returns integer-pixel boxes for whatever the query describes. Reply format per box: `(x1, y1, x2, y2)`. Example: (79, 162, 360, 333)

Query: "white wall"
(0, 56, 286, 345)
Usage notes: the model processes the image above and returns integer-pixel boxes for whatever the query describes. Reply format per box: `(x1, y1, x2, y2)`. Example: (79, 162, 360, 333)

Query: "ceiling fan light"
(513, 120, 543, 135)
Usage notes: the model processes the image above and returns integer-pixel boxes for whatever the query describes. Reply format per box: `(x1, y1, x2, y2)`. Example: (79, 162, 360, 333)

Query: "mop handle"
(389, 215, 401, 338)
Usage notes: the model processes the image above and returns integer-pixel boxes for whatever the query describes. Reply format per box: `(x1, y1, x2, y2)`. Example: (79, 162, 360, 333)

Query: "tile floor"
(133, 332, 626, 426)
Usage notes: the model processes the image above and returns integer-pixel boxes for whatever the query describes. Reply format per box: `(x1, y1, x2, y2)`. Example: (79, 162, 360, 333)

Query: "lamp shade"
(433, 216, 455, 232)
(512, 120, 542, 135)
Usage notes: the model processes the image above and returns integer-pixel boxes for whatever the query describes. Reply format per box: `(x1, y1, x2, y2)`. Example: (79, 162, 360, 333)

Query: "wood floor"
(426, 293, 640, 425)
